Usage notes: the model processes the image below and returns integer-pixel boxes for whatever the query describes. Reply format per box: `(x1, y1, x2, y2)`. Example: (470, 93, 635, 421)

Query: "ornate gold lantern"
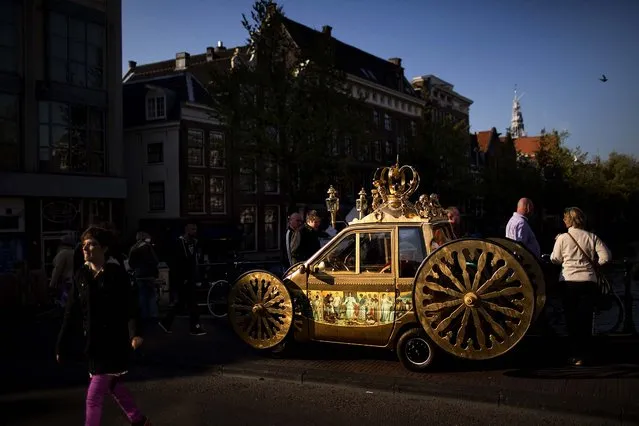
(325, 185, 339, 228)
(355, 187, 368, 220)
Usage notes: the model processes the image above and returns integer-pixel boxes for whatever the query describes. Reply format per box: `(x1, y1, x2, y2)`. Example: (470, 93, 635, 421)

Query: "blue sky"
(123, 0, 639, 158)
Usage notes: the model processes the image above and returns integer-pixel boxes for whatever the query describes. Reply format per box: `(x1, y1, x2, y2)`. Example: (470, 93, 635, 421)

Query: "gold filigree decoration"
(372, 158, 419, 215)
(415, 193, 447, 221)
(228, 271, 293, 350)
(413, 239, 535, 360)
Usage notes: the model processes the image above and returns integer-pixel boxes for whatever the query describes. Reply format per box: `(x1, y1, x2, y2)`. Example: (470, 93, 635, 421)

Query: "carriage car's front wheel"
(228, 270, 293, 350)
(396, 328, 436, 372)
(413, 238, 535, 361)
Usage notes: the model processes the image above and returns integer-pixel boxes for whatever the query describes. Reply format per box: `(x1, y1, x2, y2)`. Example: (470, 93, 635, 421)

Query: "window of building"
(146, 91, 166, 120)
(384, 140, 392, 156)
(239, 156, 256, 193)
(384, 113, 392, 131)
(47, 12, 105, 88)
(148, 181, 165, 211)
(410, 121, 416, 137)
(330, 136, 339, 157)
(264, 158, 280, 194)
(208, 131, 225, 168)
(359, 142, 370, 161)
(0, 93, 19, 171)
(187, 129, 204, 167)
(372, 110, 379, 127)
(0, 1, 19, 74)
(38, 101, 105, 174)
(186, 174, 205, 213)
(146, 142, 163, 164)
(209, 176, 225, 214)
(264, 205, 279, 250)
(396, 136, 406, 154)
(373, 140, 381, 161)
(239, 205, 257, 252)
(344, 136, 352, 156)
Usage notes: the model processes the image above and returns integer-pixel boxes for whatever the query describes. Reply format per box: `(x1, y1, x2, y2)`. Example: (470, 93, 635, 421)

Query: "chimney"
(175, 52, 190, 70)
(322, 25, 332, 36)
(388, 57, 402, 67)
(215, 40, 226, 53)
(128, 60, 137, 70)
(206, 47, 215, 62)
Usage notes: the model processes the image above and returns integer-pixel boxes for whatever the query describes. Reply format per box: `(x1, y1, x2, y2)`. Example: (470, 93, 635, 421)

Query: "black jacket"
(291, 225, 321, 264)
(128, 240, 159, 279)
(56, 258, 139, 374)
(170, 236, 199, 287)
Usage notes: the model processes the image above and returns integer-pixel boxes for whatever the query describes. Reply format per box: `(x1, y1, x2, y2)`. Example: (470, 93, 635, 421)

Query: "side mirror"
(299, 264, 307, 275)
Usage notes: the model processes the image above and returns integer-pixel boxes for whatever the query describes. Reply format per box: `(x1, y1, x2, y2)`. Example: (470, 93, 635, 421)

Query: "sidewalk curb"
(220, 363, 639, 423)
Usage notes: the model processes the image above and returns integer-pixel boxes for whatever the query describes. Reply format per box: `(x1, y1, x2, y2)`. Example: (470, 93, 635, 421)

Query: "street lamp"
(325, 185, 339, 229)
(356, 187, 368, 219)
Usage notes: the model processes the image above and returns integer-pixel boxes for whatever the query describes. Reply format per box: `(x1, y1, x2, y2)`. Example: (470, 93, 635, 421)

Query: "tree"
(208, 0, 368, 207)
(408, 104, 476, 207)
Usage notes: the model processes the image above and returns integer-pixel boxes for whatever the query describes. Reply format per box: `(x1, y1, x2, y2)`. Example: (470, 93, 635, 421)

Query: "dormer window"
(146, 90, 166, 120)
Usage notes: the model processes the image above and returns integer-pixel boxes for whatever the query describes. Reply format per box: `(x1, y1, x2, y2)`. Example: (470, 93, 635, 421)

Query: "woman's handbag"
(566, 233, 613, 310)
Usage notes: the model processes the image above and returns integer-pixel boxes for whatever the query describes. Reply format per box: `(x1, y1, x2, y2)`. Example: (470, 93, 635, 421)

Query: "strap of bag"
(566, 232, 612, 296)
(566, 232, 599, 272)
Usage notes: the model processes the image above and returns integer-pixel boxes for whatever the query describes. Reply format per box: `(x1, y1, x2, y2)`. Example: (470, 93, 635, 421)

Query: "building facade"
(123, 48, 287, 260)
(0, 0, 125, 276)
(411, 74, 472, 126)
(123, 14, 429, 259)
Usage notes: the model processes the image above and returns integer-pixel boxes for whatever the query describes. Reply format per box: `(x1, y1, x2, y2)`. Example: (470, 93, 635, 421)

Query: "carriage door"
(396, 227, 427, 320)
(307, 229, 396, 346)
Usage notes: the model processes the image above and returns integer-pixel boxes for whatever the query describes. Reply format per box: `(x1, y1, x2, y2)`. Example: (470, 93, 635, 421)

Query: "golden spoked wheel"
(413, 238, 535, 360)
(489, 237, 546, 321)
(228, 270, 293, 350)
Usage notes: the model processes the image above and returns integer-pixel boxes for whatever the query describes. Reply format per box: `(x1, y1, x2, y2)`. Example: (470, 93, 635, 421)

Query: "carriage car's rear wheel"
(413, 238, 535, 360)
(489, 237, 546, 321)
(228, 271, 293, 350)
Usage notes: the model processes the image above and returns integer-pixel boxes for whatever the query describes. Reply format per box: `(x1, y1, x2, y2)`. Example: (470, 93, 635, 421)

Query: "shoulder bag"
(565, 232, 612, 297)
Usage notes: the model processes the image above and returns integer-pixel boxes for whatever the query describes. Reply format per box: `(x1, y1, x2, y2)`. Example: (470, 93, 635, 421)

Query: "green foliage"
(408, 105, 476, 205)
(208, 0, 368, 204)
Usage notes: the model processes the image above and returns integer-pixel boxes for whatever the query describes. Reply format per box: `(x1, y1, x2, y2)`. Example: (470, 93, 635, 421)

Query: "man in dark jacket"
(129, 231, 160, 320)
(158, 222, 206, 335)
(291, 211, 322, 264)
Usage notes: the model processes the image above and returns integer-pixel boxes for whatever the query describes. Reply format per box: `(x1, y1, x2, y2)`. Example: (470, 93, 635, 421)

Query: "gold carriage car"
(228, 161, 546, 371)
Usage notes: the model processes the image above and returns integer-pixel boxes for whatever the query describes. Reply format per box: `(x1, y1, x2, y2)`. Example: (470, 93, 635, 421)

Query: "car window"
(317, 233, 356, 272)
(359, 231, 392, 273)
(398, 227, 426, 278)
(431, 223, 453, 251)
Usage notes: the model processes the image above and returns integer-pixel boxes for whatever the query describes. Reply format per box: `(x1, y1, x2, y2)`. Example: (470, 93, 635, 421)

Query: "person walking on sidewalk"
(158, 222, 206, 336)
(56, 226, 151, 426)
(49, 234, 75, 308)
(128, 232, 160, 321)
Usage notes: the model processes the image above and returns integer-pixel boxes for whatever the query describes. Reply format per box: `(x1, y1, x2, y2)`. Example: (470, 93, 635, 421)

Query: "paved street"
(2, 315, 639, 424)
(0, 373, 623, 426)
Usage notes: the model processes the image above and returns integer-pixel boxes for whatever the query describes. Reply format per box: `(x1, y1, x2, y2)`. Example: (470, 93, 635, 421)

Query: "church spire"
(510, 85, 526, 138)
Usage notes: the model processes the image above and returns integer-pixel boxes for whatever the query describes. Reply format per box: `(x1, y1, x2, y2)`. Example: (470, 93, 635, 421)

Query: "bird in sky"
(599, 74, 608, 82)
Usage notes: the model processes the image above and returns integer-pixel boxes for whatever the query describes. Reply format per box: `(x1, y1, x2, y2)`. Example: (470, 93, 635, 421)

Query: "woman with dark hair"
(551, 207, 611, 366)
(56, 226, 151, 426)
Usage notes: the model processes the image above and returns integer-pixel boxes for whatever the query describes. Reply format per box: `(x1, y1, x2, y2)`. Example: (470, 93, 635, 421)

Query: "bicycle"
(201, 253, 285, 320)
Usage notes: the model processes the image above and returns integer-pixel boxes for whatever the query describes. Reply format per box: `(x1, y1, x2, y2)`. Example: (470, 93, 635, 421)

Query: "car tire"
(396, 328, 435, 372)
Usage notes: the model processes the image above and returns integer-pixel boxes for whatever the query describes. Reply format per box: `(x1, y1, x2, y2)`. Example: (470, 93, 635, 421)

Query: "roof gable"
(281, 16, 418, 97)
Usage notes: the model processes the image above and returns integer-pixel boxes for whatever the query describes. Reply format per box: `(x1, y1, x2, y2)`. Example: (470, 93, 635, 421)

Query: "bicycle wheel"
(207, 280, 230, 319)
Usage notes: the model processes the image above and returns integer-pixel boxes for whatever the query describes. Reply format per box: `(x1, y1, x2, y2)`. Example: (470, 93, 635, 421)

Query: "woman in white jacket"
(550, 207, 611, 366)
